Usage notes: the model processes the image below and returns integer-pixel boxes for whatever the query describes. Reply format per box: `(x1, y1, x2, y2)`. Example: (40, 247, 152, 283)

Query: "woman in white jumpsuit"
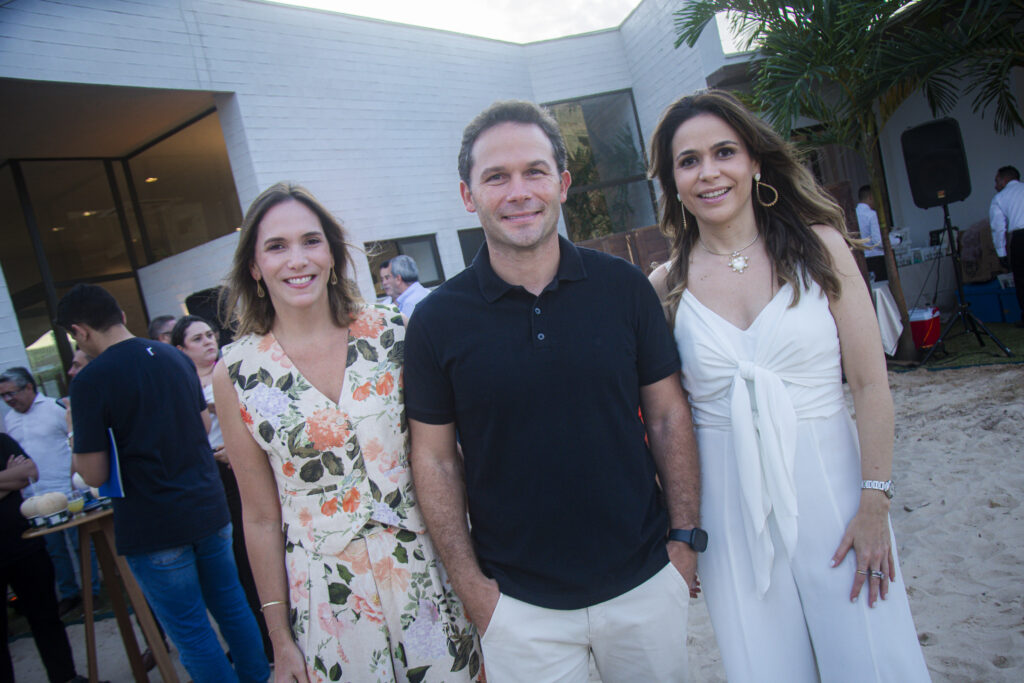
(648, 91, 930, 682)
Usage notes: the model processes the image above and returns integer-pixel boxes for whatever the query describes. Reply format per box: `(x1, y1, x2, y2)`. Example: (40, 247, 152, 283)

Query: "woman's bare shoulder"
(648, 260, 674, 299)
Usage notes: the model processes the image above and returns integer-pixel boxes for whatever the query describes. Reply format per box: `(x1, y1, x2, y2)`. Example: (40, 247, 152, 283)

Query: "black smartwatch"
(668, 528, 708, 552)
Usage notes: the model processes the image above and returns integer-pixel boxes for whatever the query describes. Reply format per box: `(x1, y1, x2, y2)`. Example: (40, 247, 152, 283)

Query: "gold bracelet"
(260, 600, 287, 612)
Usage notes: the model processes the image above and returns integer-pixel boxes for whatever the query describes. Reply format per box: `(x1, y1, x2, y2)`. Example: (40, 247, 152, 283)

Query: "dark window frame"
(365, 233, 446, 297)
(543, 88, 658, 241)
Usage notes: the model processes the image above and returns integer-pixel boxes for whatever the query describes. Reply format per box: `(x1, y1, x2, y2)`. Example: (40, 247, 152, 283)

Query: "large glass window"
(21, 161, 134, 282)
(127, 112, 241, 261)
(0, 107, 240, 381)
(547, 91, 657, 242)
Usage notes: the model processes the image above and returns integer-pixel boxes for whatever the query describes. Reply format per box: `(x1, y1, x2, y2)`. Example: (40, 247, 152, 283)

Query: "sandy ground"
(10, 364, 1023, 682)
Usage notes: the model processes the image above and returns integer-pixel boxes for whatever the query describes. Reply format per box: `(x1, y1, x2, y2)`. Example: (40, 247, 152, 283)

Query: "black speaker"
(901, 118, 971, 209)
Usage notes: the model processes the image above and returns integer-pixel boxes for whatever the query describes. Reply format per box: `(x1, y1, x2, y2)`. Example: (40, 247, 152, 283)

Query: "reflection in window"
(364, 234, 445, 298)
(127, 112, 241, 261)
(21, 161, 132, 282)
(547, 90, 656, 242)
(458, 228, 486, 267)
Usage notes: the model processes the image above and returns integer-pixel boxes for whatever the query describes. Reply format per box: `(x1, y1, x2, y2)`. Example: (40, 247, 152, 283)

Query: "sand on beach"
(10, 365, 1024, 682)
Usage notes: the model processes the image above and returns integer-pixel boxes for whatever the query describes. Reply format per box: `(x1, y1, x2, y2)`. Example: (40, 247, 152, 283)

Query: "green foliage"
(674, 0, 1024, 359)
(674, 0, 1024, 150)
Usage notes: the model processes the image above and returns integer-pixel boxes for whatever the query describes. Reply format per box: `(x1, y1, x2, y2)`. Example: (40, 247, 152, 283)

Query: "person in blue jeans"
(55, 284, 269, 683)
(125, 524, 265, 681)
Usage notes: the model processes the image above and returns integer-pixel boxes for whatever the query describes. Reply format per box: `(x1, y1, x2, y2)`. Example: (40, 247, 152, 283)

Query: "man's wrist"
(668, 527, 708, 552)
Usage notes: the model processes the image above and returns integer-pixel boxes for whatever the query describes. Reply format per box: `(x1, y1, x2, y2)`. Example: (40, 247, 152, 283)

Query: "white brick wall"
(1, 0, 1018, 349)
(0, 0, 710, 307)
(620, 0, 711, 153)
(524, 30, 631, 104)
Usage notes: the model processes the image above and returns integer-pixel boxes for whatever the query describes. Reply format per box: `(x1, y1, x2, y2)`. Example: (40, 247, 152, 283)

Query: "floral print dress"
(223, 305, 482, 683)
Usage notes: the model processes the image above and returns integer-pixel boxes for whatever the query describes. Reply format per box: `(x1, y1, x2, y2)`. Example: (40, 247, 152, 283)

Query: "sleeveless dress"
(674, 281, 930, 682)
(222, 304, 482, 682)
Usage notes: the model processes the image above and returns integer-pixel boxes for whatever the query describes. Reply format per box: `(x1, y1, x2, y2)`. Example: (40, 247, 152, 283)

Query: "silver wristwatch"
(861, 479, 894, 499)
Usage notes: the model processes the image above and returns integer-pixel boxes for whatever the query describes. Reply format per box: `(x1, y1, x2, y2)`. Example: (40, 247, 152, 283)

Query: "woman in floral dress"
(214, 182, 482, 683)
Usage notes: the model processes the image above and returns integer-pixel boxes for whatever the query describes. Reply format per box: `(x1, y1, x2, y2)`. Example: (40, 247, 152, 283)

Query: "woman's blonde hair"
(648, 90, 857, 322)
(221, 182, 361, 338)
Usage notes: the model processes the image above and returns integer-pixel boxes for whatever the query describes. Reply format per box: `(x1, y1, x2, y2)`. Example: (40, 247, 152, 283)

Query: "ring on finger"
(870, 570, 885, 579)
(856, 569, 869, 576)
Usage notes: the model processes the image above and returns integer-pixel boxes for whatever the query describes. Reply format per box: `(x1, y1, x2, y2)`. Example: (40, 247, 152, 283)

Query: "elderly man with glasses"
(0, 366, 100, 615)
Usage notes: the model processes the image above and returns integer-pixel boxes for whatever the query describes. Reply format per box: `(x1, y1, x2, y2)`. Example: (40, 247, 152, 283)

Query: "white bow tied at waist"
(731, 360, 798, 598)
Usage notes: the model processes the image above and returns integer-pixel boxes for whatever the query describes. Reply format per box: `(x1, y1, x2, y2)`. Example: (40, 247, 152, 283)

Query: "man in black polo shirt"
(405, 100, 703, 682)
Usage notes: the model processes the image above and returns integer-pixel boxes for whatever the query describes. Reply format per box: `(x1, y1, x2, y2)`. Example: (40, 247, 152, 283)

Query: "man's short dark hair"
(997, 166, 1021, 182)
(388, 255, 419, 284)
(55, 284, 124, 333)
(379, 259, 392, 271)
(147, 314, 177, 340)
(858, 185, 872, 201)
(0, 366, 36, 392)
(458, 100, 567, 185)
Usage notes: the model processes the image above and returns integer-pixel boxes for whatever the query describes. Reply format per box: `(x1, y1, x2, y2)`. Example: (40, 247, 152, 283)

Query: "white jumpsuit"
(675, 281, 930, 682)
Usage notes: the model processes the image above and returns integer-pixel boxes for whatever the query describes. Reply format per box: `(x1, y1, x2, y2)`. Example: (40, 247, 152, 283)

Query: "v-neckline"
(267, 328, 353, 407)
(684, 283, 790, 333)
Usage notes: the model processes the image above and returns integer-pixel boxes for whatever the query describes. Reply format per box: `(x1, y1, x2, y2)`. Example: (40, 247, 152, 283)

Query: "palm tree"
(675, 0, 1024, 359)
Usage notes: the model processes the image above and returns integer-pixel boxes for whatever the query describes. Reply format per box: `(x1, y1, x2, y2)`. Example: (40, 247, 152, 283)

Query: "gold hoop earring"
(754, 172, 779, 208)
(256, 279, 265, 298)
(329, 266, 338, 285)
(675, 193, 690, 231)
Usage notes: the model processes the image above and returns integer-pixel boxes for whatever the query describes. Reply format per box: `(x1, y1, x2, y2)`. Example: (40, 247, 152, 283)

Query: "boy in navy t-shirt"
(56, 284, 269, 683)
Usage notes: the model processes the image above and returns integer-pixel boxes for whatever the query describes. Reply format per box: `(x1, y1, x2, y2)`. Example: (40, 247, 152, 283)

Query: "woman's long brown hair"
(648, 90, 857, 322)
(221, 182, 362, 338)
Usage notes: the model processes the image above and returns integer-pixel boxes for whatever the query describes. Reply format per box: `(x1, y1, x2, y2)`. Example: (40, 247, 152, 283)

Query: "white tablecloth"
(871, 282, 903, 356)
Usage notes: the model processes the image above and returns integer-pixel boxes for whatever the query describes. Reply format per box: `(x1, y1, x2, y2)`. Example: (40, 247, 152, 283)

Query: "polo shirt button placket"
(532, 301, 548, 347)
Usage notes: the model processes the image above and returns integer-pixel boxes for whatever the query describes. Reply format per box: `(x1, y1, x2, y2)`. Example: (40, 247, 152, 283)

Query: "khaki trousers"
(480, 563, 690, 682)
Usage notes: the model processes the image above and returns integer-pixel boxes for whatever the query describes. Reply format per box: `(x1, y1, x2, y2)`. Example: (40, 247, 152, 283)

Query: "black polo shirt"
(405, 236, 681, 609)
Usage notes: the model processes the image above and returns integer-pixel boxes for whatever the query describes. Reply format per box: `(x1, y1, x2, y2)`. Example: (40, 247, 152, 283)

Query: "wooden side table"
(23, 508, 179, 683)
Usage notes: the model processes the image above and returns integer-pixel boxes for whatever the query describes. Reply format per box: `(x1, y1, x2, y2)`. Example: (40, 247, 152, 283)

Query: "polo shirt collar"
(473, 235, 587, 303)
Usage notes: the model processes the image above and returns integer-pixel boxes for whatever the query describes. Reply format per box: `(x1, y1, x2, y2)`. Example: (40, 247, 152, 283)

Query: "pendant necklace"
(698, 233, 760, 274)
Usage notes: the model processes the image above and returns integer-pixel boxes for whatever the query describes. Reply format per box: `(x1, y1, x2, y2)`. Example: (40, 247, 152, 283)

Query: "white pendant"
(728, 252, 749, 273)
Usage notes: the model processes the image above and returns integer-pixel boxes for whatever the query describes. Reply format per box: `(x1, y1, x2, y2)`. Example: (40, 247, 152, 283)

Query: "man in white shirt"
(856, 185, 886, 282)
(0, 366, 100, 613)
(990, 166, 1024, 326)
(386, 254, 431, 317)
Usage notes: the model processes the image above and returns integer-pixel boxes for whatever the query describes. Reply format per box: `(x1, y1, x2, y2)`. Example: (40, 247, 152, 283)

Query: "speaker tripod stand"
(920, 202, 1013, 364)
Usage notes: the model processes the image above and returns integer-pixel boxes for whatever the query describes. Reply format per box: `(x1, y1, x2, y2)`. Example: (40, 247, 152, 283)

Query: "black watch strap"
(668, 527, 708, 552)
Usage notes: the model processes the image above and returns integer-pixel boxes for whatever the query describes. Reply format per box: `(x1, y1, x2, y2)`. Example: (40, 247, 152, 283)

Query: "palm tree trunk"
(864, 130, 917, 360)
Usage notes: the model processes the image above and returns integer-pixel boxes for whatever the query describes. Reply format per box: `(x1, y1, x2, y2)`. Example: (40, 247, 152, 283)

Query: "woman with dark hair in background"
(648, 91, 929, 681)
(172, 314, 272, 662)
(213, 182, 480, 682)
